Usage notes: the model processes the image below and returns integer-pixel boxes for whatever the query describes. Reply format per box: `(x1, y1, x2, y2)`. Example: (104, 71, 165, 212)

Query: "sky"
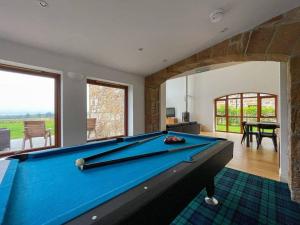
(0, 70, 54, 115)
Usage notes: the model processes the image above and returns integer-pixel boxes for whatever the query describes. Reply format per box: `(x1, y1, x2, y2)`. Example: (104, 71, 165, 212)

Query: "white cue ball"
(75, 158, 85, 167)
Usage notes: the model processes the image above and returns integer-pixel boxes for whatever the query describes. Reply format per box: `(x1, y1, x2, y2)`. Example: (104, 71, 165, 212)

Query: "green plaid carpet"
(171, 168, 300, 225)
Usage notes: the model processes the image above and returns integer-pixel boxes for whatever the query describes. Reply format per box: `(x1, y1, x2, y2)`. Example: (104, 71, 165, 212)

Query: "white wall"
(192, 61, 280, 131)
(166, 76, 195, 122)
(0, 37, 145, 147)
(279, 62, 288, 182)
(166, 61, 280, 131)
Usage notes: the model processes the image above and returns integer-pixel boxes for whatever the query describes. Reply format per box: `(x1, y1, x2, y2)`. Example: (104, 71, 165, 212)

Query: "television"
(166, 107, 175, 117)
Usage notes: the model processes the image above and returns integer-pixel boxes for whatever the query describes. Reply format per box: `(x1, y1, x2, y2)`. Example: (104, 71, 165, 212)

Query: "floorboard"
(201, 131, 279, 181)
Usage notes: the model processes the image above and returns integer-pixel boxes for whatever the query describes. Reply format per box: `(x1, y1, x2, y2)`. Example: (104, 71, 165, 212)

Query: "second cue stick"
(80, 142, 210, 170)
(75, 133, 166, 167)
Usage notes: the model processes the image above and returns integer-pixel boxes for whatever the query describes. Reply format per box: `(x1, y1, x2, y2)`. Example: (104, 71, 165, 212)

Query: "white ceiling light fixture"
(209, 9, 225, 23)
(39, 0, 48, 8)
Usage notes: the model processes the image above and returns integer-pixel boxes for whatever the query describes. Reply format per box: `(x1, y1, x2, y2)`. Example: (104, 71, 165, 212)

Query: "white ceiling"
(0, 0, 299, 76)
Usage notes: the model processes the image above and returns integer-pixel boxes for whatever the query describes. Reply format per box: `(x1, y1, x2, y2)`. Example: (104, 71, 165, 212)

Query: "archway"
(145, 7, 300, 201)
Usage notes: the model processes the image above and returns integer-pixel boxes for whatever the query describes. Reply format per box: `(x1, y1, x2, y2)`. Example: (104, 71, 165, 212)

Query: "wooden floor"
(201, 131, 279, 181)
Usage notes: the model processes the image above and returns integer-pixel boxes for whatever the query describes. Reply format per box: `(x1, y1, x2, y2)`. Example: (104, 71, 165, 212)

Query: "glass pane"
(243, 117, 258, 131)
(215, 117, 226, 131)
(228, 94, 240, 98)
(243, 117, 258, 123)
(261, 98, 276, 117)
(260, 93, 272, 97)
(243, 98, 257, 117)
(0, 71, 56, 153)
(260, 118, 277, 122)
(228, 99, 241, 116)
(228, 117, 241, 133)
(243, 93, 257, 98)
(87, 83, 126, 140)
(216, 101, 226, 116)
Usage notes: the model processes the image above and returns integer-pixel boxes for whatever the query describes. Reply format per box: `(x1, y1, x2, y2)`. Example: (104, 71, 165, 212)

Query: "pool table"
(0, 131, 233, 225)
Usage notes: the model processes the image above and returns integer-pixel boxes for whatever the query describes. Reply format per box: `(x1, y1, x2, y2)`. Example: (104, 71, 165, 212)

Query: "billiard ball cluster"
(164, 136, 186, 144)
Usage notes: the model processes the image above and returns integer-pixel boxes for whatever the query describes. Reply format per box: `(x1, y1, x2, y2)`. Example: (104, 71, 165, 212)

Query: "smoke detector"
(39, 0, 48, 7)
(209, 9, 225, 23)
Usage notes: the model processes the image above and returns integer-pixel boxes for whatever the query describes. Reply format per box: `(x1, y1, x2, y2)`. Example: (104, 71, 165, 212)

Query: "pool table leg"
(204, 177, 219, 206)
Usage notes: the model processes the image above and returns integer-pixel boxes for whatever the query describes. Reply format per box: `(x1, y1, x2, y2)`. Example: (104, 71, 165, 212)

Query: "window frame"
(214, 92, 277, 133)
(0, 63, 61, 157)
(86, 79, 128, 141)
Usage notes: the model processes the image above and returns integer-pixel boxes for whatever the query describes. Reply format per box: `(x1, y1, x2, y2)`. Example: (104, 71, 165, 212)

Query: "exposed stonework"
(145, 7, 300, 202)
(289, 56, 300, 202)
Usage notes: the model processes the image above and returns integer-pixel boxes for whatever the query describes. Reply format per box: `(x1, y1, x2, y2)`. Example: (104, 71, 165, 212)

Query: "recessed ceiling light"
(138, 48, 143, 51)
(209, 9, 225, 23)
(39, 0, 48, 8)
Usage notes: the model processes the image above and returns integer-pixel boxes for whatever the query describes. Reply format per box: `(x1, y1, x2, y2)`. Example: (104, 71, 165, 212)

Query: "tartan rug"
(171, 168, 300, 225)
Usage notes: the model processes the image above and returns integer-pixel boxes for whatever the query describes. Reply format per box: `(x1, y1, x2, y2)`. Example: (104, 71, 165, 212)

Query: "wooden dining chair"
(241, 121, 259, 146)
(241, 121, 247, 144)
(23, 121, 52, 149)
(87, 118, 97, 138)
(257, 123, 278, 151)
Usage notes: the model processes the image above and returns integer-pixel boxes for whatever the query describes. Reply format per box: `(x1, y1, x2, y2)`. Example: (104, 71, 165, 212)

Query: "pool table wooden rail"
(66, 139, 233, 225)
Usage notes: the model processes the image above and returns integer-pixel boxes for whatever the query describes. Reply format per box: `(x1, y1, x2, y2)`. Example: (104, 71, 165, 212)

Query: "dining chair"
(257, 123, 278, 151)
(241, 121, 259, 146)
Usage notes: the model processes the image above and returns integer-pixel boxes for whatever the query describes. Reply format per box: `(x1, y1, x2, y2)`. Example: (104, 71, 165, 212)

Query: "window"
(215, 93, 277, 133)
(215, 100, 226, 132)
(87, 79, 128, 140)
(0, 64, 61, 156)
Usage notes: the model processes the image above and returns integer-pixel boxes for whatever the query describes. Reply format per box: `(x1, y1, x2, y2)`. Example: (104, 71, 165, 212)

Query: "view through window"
(215, 93, 277, 133)
(0, 66, 60, 155)
(87, 79, 128, 140)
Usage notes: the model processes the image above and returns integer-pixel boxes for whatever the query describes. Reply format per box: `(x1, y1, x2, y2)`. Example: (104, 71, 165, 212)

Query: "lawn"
(0, 118, 55, 139)
(216, 124, 241, 133)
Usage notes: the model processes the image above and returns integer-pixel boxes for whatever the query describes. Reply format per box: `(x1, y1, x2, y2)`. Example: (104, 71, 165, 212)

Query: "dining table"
(245, 121, 280, 147)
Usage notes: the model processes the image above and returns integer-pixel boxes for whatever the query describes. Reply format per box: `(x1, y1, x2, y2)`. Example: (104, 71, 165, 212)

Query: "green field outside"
(0, 118, 55, 139)
(216, 124, 270, 133)
(216, 124, 241, 133)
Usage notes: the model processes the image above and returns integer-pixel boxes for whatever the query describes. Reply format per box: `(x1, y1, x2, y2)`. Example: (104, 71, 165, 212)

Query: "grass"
(216, 124, 241, 133)
(0, 118, 55, 139)
(216, 124, 269, 133)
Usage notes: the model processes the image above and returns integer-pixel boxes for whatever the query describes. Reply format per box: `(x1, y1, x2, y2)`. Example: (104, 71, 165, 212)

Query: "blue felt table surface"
(2, 132, 220, 225)
(0, 160, 18, 225)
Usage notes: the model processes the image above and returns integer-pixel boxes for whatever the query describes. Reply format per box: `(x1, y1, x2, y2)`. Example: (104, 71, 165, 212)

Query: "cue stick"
(75, 133, 166, 167)
(79, 142, 210, 170)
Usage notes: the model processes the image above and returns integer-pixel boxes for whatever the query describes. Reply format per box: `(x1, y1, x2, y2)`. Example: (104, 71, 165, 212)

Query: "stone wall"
(145, 7, 300, 202)
(88, 84, 125, 139)
(289, 56, 300, 201)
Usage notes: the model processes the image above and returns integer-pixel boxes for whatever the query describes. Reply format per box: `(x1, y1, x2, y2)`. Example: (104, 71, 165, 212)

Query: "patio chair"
(87, 118, 97, 138)
(22, 121, 52, 149)
(0, 128, 10, 151)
